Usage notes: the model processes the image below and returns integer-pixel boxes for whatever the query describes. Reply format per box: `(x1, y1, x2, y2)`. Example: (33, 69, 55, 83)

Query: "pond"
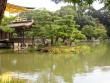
(0, 41, 110, 83)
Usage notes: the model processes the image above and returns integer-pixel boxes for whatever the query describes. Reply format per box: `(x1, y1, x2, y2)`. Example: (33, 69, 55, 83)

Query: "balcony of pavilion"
(0, 3, 34, 48)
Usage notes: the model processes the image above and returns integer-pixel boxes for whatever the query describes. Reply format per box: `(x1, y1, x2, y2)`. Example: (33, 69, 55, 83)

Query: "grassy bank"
(27, 45, 91, 55)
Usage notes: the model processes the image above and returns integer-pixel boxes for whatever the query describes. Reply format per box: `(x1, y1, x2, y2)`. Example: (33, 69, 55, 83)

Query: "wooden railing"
(10, 38, 32, 43)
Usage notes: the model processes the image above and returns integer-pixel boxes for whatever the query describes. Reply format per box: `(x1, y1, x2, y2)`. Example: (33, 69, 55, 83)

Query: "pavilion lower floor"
(0, 38, 33, 50)
(0, 30, 11, 40)
(0, 20, 34, 49)
(0, 30, 33, 49)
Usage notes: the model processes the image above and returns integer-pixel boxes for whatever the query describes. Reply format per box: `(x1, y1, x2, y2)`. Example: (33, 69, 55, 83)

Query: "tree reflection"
(0, 42, 110, 83)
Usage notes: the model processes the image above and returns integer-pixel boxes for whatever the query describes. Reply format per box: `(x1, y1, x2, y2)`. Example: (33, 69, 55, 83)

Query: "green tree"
(0, 17, 15, 33)
(93, 24, 107, 39)
(82, 25, 95, 40)
(23, 8, 88, 46)
(82, 24, 107, 40)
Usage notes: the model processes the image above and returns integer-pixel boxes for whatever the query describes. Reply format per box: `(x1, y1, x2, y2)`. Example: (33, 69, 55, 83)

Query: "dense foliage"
(19, 5, 107, 47)
(0, 17, 15, 33)
(22, 9, 85, 46)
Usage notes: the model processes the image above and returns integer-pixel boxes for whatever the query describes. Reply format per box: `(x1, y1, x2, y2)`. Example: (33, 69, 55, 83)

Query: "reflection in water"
(0, 72, 12, 83)
(11, 72, 40, 82)
(74, 66, 110, 83)
(0, 42, 110, 83)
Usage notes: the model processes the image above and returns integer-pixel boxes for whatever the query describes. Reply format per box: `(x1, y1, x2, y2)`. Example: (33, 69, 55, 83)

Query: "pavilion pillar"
(21, 27, 26, 48)
(23, 27, 25, 45)
(0, 30, 2, 39)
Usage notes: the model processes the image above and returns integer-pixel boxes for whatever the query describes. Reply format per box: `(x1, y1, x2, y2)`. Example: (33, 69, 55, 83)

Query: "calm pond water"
(0, 42, 110, 83)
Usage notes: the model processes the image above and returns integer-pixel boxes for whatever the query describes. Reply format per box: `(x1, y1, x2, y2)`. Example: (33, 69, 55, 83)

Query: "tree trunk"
(42, 38, 45, 45)
(51, 37, 54, 45)
(0, 0, 7, 23)
(70, 41, 72, 46)
(63, 37, 66, 43)
(32, 36, 35, 47)
(55, 36, 59, 43)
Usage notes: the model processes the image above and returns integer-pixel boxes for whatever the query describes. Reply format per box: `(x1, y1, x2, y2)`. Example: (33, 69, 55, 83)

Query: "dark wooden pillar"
(23, 27, 25, 45)
(0, 30, 1, 39)
(0, 30, 2, 39)
(21, 27, 25, 47)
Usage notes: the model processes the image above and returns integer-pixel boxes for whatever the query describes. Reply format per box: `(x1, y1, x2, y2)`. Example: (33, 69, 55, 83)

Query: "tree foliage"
(2, 5, 108, 47)
(0, 17, 15, 33)
(82, 24, 107, 40)
(22, 8, 86, 46)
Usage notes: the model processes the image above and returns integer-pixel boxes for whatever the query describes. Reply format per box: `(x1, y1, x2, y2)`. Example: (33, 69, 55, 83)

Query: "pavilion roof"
(6, 3, 34, 13)
(9, 20, 34, 28)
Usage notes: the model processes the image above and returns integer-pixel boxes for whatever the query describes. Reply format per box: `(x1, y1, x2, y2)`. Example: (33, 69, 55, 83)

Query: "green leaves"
(82, 25, 95, 39)
(0, 17, 15, 33)
(20, 5, 107, 46)
(82, 25, 107, 39)
(0, 26, 14, 33)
